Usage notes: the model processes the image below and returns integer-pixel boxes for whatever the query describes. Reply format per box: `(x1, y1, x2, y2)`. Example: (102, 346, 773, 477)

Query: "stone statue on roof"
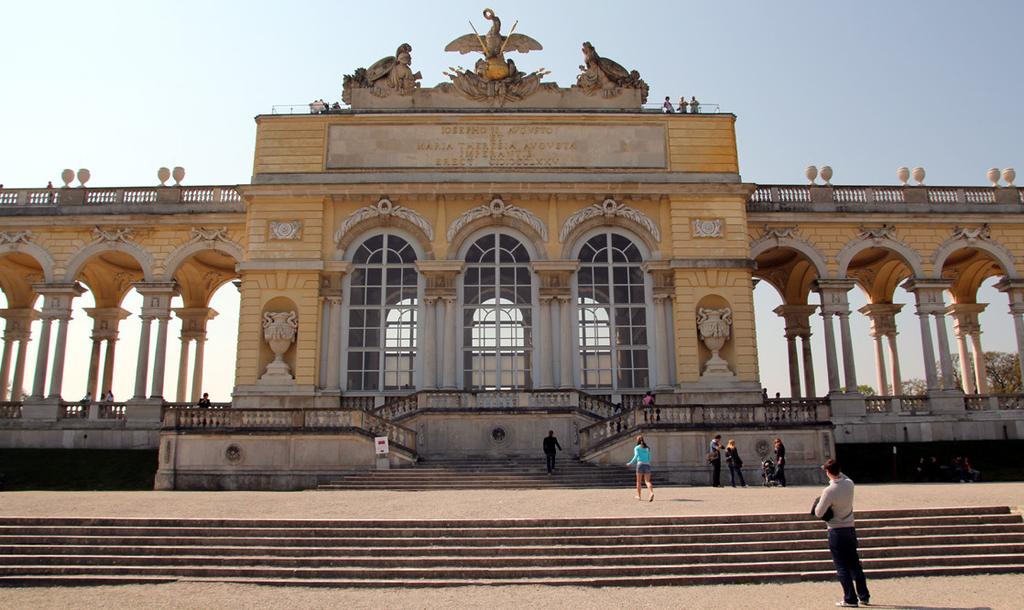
(574, 41, 649, 104)
(342, 43, 422, 104)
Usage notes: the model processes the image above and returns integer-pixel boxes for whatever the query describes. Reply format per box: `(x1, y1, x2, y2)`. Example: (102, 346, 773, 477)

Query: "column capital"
(319, 265, 350, 298)
(417, 260, 464, 299)
(84, 307, 132, 340)
(773, 304, 818, 337)
(813, 279, 855, 315)
(903, 278, 950, 315)
(0, 308, 39, 340)
(134, 282, 179, 316)
(531, 260, 579, 300)
(945, 303, 987, 336)
(173, 307, 219, 338)
(32, 282, 85, 317)
(857, 303, 903, 337)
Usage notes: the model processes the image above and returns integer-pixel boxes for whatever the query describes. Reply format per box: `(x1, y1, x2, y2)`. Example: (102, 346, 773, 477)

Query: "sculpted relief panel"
(326, 124, 666, 170)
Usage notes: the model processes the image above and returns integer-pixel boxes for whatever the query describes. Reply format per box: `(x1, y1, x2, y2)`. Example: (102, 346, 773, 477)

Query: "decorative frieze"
(951, 224, 991, 243)
(447, 198, 548, 242)
(0, 230, 32, 245)
(559, 198, 660, 243)
(333, 197, 434, 244)
(858, 224, 896, 242)
(269, 221, 303, 241)
(189, 227, 230, 243)
(692, 218, 722, 238)
(92, 226, 134, 243)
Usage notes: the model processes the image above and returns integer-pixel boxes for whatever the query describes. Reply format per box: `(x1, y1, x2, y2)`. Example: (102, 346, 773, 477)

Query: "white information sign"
(374, 436, 390, 455)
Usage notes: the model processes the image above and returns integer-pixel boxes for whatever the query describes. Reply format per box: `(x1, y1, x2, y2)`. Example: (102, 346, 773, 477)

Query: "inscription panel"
(326, 124, 666, 170)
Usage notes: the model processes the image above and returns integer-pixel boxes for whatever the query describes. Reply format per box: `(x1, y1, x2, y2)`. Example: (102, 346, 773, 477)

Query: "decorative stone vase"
(76, 168, 91, 187)
(911, 166, 926, 185)
(172, 166, 185, 186)
(819, 165, 833, 185)
(1003, 168, 1016, 187)
(896, 166, 910, 186)
(987, 168, 1001, 187)
(804, 165, 818, 185)
(260, 311, 298, 383)
(157, 167, 171, 186)
(61, 169, 74, 187)
(696, 307, 734, 377)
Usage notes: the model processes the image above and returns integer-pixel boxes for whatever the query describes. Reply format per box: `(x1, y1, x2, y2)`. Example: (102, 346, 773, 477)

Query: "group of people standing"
(706, 435, 786, 488)
(662, 95, 700, 114)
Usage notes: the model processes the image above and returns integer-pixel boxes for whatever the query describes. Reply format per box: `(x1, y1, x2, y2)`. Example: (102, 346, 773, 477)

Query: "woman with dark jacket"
(725, 439, 747, 487)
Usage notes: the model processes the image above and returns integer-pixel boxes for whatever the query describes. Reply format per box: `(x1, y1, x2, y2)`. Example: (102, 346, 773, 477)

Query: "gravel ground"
(0, 482, 1021, 609)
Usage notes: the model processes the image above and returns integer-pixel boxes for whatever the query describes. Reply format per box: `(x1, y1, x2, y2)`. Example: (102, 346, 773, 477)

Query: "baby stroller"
(761, 459, 782, 487)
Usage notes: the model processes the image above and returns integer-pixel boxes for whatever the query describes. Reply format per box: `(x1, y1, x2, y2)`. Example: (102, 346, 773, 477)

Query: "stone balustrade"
(372, 390, 620, 422)
(0, 186, 242, 212)
(163, 407, 417, 451)
(748, 184, 1021, 212)
(0, 402, 22, 419)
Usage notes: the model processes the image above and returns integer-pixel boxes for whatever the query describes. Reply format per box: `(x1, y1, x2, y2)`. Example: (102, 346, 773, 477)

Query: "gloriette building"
(1, 10, 1022, 489)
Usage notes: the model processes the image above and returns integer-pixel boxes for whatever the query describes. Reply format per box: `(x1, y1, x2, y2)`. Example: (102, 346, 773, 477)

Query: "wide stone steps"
(317, 458, 655, 490)
(0, 506, 1020, 587)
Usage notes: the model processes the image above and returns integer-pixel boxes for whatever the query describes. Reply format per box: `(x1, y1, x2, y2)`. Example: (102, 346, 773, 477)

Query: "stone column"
(172, 306, 218, 401)
(859, 303, 903, 395)
(84, 307, 130, 400)
(442, 296, 457, 388)
(11, 335, 30, 401)
(416, 261, 463, 390)
(559, 296, 574, 388)
(30, 316, 53, 399)
(947, 303, 988, 394)
(969, 335, 988, 394)
(663, 293, 677, 387)
(30, 284, 84, 401)
(774, 305, 817, 399)
(933, 313, 956, 390)
(191, 336, 207, 403)
(815, 281, 858, 393)
(800, 334, 816, 397)
(0, 337, 12, 401)
(536, 296, 554, 389)
(995, 279, 1024, 385)
(904, 280, 952, 392)
(133, 282, 178, 401)
(325, 296, 343, 390)
(652, 294, 672, 390)
(421, 296, 438, 389)
(887, 334, 903, 394)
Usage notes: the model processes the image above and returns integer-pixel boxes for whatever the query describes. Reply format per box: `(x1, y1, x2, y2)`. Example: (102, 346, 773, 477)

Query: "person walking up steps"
(626, 434, 654, 502)
(815, 458, 871, 607)
(542, 430, 562, 475)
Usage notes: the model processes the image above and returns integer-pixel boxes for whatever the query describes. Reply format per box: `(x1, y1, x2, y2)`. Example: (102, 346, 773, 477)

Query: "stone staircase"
(0, 506, 1021, 587)
(317, 457, 654, 490)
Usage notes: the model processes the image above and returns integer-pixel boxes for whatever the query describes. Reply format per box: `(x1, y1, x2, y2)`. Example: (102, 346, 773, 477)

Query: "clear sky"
(1, 1, 1022, 400)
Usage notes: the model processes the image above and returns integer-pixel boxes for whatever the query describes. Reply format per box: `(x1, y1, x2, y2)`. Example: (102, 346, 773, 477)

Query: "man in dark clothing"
(774, 437, 787, 487)
(709, 434, 723, 487)
(543, 430, 562, 474)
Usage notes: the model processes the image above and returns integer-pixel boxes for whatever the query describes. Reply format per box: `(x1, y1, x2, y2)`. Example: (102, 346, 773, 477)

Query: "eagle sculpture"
(445, 8, 542, 81)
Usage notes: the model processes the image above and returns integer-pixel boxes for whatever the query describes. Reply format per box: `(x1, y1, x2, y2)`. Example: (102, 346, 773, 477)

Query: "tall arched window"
(346, 234, 418, 391)
(463, 233, 532, 389)
(577, 232, 649, 389)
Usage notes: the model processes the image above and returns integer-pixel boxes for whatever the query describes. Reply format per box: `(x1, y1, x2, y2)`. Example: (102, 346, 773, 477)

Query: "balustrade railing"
(964, 395, 992, 411)
(59, 403, 88, 419)
(0, 402, 22, 419)
(748, 184, 1017, 211)
(164, 407, 416, 450)
(898, 395, 928, 413)
(340, 396, 375, 410)
(865, 397, 892, 413)
(997, 394, 1024, 410)
(0, 186, 242, 210)
(579, 402, 830, 452)
(97, 403, 128, 419)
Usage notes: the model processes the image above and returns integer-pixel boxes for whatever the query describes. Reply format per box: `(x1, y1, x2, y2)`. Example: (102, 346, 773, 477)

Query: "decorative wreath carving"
(446, 197, 548, 242)
(559, 198, 660, 243)
(333, 198, 434, 244)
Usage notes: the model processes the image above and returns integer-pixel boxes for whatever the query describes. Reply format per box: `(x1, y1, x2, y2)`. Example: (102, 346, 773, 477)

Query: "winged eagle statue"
(445, 8, 542, 82)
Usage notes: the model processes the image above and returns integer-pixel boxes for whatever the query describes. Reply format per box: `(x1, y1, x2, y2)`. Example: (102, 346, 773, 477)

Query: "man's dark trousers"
(711, 460, 721, 486)
(545, 452, 556, 473)
(828, 527, 870, 605)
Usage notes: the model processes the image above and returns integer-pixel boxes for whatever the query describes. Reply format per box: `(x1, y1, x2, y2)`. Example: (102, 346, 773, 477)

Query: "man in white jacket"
(815, 459, 871, 607)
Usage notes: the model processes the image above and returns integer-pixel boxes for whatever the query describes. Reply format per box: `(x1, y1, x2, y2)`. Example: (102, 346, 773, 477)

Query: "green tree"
(900, 378, 928, 395)
(856, 384, 876, 396)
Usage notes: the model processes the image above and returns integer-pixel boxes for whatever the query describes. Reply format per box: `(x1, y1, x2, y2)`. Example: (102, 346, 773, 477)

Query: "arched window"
(463, 233, 532, 389)
(346, 234, 418, 391)
(577, 232, 649, 389)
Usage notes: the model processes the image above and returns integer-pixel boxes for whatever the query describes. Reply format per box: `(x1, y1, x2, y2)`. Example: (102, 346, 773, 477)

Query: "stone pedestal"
(20, 400, 60, 421)
(828, 391, 867, 417)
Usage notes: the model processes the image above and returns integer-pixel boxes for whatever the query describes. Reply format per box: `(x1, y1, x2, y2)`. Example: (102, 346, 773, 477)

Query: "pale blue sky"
(1, 2, 1021, 400)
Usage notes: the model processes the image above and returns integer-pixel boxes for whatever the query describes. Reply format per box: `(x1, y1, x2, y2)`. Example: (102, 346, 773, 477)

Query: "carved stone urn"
(157, 167, 171, 186)
(1002, 168, 1016, 187)
(260, 311, 298, 383)
(911, 166, 926, 185)
(896, 166, 910, 186)
(804, 165, 817, 185)
(819, 165, 833, 185)
(697, 307, 734, 377)
(61, 169, 75, 187)
(987, 167, 1001, 187)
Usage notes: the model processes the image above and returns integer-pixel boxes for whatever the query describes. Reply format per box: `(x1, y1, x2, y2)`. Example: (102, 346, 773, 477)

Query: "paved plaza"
(0, 482, 1021, 608)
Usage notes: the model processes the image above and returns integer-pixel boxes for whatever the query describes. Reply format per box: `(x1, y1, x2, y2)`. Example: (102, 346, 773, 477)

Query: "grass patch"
(0, 449, 158, 491)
